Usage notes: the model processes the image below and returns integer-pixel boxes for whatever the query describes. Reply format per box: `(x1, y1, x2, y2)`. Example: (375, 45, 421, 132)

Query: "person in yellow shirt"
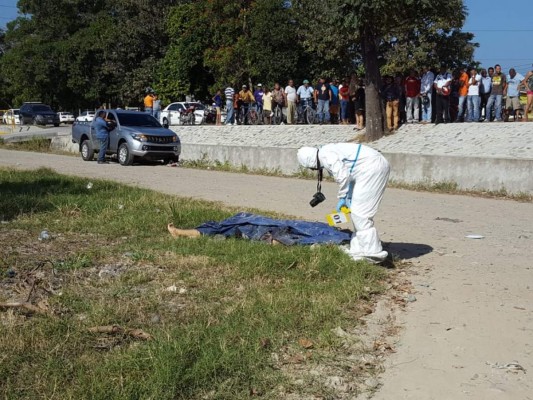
(144, 91, 155, 115)
(238, 85, 255, 124)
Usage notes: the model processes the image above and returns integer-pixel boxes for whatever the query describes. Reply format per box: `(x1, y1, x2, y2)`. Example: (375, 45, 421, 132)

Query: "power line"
(466, 29, 533, 32)
(0, 4, 18, 8)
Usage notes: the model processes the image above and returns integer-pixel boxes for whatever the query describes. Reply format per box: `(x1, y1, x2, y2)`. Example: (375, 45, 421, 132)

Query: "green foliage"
(0, 0, 477, 115)
(160, 0, 308, 99)
(0, 0, 177, 110)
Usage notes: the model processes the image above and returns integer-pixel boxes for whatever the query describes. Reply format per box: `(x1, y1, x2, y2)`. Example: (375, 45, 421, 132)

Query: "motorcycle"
(179, 104, 196, 125)
(204, 103, 218, 124)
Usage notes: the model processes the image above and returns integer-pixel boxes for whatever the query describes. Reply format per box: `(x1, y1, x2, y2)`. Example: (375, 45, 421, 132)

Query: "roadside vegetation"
(0, 168, 386, 399)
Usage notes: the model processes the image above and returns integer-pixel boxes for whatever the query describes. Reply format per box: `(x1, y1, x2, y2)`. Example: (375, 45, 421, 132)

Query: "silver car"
(71, 110, 181, 165)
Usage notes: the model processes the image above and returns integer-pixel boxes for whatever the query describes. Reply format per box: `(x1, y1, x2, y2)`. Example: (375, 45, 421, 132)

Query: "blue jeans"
(317, 99, 330, 123)
(457, 96, 466, 120)
(421, 92, 432, 122)
(466, 95, 480, 121)
(486, 94, 502, 121)
(153, 109, 161, 121)
(225, 100, 234, 124)
(340, 100, 349, 121)
(97, 136, 108, 162)
(145, 107, 153, 115)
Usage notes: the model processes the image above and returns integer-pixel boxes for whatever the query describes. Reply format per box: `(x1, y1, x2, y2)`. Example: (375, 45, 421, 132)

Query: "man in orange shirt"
(144, 90, 155, 115)
(456, 67, 469, 122)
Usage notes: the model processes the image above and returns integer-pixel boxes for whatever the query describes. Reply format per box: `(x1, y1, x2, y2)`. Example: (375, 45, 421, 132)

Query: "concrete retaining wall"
(383, 152, 533, 194)
(45, 132, 533, 195)
(180, 143, 533, 194)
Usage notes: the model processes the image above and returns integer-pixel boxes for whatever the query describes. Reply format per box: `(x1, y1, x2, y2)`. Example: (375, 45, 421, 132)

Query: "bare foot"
(167, 223, 201, 238)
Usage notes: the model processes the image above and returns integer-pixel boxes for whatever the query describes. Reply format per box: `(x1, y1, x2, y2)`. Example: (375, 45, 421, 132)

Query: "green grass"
(0, 137, 53, 152)
(0, 167, 384, 399)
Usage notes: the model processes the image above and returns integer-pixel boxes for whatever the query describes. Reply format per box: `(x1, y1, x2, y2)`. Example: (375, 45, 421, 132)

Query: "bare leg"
(167, 223, 201, 238)
(525, 94, 533, 121)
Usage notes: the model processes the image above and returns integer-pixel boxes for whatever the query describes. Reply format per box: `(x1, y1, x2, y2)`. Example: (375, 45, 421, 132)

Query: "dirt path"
(1, 149, 532, 399)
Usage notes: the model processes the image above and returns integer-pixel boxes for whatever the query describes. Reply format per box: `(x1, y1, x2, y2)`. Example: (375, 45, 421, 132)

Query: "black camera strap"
(316, 150, 323, 193)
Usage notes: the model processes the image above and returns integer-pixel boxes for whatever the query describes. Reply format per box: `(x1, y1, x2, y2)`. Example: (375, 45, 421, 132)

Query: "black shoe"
(97, 160, 109, 164)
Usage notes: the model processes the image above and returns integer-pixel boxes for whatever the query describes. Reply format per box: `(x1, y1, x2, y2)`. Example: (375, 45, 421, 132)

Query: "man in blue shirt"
(93, 110, 110, 164)
(504, 68, 525, 121)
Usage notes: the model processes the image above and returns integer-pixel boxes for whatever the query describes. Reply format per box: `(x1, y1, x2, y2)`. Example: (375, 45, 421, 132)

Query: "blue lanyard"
(345, 144, 362, 174)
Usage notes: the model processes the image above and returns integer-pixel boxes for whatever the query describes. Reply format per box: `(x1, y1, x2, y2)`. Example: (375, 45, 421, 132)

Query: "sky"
(1, 0, 532, 76)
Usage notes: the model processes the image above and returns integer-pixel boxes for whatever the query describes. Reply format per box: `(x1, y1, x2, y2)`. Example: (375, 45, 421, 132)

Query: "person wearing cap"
(297, 79, 314, 117)
(297, 144, 390, 263)
(253, 84, 264, 120)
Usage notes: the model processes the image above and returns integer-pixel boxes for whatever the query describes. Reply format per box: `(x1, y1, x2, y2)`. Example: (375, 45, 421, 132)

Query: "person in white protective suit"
(297, 143, 390, 263)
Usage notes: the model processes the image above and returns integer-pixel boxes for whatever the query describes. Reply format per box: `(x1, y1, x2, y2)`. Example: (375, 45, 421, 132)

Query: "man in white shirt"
(420, 66, 434, 123)
(284, 80, 297, 124)
(504, 68, 525, 121)
(433, 64, 452, 124)
(466, 67, 482, 122)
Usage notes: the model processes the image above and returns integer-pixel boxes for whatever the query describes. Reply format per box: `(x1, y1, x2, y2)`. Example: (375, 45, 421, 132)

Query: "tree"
(293, 0, 475, 141)
(161, 0, 308, 101)
(0, 0, 177, 110)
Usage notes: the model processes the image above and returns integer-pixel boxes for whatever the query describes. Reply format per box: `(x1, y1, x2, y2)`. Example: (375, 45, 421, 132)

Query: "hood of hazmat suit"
(297, 147, 319, 169)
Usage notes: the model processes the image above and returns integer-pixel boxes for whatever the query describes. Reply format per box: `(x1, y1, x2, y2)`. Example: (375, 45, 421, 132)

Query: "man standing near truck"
(94, 110, 110, 164)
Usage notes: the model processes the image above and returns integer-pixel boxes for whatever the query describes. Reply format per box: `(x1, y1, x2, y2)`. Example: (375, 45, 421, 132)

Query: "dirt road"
(1, 149, 532, 399)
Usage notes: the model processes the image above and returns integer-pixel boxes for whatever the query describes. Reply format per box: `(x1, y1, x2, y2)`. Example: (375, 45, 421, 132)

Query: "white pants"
(348, 155, 390, 256)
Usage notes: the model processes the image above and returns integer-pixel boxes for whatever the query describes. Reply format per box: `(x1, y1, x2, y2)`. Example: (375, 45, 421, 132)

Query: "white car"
(76, 111, 95, 122)
(2, 109, 21, 125)
(58, 112, 75, 124)
(160, 102, 205, 126)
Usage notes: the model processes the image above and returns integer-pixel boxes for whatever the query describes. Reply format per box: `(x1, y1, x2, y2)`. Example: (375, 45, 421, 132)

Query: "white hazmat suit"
(297, 143, 390, 262)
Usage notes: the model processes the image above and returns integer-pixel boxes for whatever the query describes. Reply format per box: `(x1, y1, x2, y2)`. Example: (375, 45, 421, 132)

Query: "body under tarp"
(196, 212, 351, 245)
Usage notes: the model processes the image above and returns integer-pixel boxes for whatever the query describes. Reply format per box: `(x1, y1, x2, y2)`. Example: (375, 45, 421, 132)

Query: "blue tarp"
(196, 212, 351, 245)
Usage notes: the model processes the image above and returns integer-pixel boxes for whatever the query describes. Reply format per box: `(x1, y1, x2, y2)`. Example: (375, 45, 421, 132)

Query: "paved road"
(1, 149, 532, 400)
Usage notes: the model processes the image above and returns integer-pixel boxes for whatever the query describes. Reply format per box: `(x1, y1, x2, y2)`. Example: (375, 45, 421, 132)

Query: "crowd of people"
(220, 76, 366, 128)
(214, 64, 533, 131)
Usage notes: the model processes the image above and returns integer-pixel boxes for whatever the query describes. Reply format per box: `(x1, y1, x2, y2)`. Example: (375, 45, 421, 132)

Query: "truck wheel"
(54, 123, 59, 127)
(163, 117, 169, 128)
(118, 143, 134, 166)
(81, 140, 94, 161)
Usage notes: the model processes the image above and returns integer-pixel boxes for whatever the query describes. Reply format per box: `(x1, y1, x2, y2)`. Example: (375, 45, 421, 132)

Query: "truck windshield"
(34, 105, 53, 112)
(117, 113, 161, 127)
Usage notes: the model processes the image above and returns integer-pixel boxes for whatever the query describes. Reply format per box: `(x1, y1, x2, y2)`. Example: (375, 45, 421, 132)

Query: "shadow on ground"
(384, 242, 433, 260)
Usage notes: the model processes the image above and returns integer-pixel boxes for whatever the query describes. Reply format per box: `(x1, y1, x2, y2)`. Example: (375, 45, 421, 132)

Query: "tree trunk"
(361, 28, 384, 141)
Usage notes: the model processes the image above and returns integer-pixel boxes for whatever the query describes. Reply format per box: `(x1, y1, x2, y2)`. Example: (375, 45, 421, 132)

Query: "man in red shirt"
(405, 70, 421, 123)
(339, 78, 350, 124)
